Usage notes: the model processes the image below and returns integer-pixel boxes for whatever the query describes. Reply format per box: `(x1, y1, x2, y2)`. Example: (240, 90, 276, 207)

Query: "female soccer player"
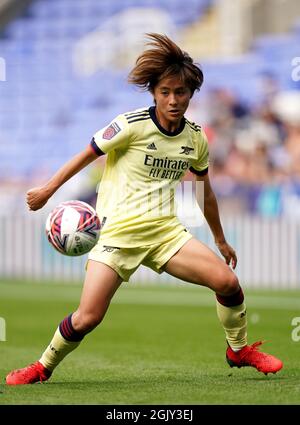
(6, 34, 282, 385)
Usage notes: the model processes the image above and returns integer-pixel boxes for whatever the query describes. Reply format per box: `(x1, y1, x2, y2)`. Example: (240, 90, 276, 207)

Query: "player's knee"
(216, 271, 239, 296)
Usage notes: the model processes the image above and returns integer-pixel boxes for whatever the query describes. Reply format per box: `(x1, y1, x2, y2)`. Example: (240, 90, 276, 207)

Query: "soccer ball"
(45, 200, 101, 256)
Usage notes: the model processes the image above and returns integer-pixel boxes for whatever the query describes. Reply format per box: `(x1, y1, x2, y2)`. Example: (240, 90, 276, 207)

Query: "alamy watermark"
(95, 179, 205, 227)
(0, 317, 6, 341)
(291, 317, 300, 342)
(291, 57, 300, 82)
(0, 57, 6, 81)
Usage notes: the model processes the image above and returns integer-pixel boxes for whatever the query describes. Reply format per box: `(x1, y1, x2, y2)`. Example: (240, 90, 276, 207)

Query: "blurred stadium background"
(0, 0, 300, 288)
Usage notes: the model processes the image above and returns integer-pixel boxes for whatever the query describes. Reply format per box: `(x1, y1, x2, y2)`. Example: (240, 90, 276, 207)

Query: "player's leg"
(163, 237, 240, 293)
(6, 260, 122, 385)
(39, 260, 122, 372)
(163, 237, 246, 347)
(162, 237, 283, 374)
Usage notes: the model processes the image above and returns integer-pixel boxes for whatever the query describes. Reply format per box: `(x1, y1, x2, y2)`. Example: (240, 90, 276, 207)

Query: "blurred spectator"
(189, 87, 300, 217)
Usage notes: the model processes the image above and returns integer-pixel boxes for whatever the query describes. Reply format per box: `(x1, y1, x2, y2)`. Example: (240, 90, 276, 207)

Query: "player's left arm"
(27, 145, 99, 211)
(195, 172, 237, 269)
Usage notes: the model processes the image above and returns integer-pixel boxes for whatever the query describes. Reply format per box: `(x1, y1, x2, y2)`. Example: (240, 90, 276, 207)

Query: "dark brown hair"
(128, 33, 203, 96)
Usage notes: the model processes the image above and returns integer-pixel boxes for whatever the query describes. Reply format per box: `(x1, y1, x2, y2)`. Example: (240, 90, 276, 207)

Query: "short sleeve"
(190, 129, 209, 174)
(91, 114, 130, 155)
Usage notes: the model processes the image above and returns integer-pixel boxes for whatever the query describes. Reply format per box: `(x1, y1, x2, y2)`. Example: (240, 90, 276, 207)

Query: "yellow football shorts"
(88, 229, 193, 282)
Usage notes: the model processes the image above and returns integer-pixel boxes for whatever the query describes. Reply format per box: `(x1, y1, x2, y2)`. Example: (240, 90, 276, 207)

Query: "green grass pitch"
(0, 280, 299, 405)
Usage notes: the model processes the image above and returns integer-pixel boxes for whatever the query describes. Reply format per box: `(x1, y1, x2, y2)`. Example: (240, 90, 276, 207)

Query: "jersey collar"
(149, 106, 186, 137)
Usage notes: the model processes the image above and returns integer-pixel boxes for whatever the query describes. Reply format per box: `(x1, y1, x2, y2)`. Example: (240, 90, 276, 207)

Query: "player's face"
(153, 75, 192, 132)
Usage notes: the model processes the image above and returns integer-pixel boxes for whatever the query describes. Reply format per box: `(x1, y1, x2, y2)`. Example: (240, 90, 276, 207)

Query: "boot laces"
(21, 363, 44, 382)
(240, 341, 269, 363)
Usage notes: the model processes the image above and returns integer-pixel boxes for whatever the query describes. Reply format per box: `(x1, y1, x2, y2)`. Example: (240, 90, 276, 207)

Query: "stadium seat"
(1, 0, 299, 177)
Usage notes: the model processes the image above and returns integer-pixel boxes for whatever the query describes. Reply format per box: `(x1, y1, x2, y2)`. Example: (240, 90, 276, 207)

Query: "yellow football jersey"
(90, 106, 209, 247)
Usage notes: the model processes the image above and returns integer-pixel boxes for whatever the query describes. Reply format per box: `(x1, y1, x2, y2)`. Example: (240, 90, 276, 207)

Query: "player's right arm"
(27, 113, 129, 211)
(26, 144, 99, 211)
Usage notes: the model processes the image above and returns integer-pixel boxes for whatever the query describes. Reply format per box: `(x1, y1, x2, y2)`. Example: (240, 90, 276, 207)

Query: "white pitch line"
(0, 283, 299, 310)
(112, 290, 300, 310)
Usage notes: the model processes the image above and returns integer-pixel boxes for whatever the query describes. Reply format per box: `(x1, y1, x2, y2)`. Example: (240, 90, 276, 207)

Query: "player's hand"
(215, 240, 237, 269)
(26, 186, 51, 211)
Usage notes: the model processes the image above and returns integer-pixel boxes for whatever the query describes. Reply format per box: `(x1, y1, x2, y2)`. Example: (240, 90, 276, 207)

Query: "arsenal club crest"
(180, 146, 194, 155)
(103, 122, 121, 140)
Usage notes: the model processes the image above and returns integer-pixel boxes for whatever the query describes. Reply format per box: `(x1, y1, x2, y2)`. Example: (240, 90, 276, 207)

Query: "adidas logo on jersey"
(146, 142, 157, 150)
